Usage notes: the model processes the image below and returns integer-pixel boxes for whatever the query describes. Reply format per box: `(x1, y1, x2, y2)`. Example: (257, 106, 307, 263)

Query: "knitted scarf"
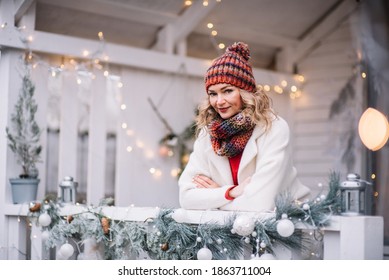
(208, 112, 255, 157)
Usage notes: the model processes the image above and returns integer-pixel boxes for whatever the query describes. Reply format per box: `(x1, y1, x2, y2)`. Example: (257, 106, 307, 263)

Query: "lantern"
(358, 108, 389, 151)
(340, 173, 371, 216)
(59, 176, 78, 204)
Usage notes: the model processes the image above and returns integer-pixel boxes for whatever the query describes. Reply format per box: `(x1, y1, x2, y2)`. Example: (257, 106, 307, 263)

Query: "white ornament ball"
(197, 247, 212, 260)
(232, 215, 255, 236)
(59, 243, 74, 259)
(172, 208, 187, 223)
(196, 237, 202, 242)
(259, 253, 276, 260)
(56, 250, 66, 260)
(276, 218, 295, 237)
(41, 230, 50, 241)
(260, 241, 266, 248)
(244, 237, 251, 244)
(320, 194, 326, 200)
(216, 239, 222, 245)
(250, 254, 260, 260)
(38, 213, 52, 227)
(303, 203, 310, 210)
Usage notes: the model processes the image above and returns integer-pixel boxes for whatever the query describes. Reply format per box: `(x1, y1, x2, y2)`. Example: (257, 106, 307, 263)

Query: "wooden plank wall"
(291, 18, 364, 194)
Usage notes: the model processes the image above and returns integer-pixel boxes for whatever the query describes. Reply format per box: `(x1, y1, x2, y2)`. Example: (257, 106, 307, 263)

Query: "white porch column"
(323, 215, 384, 259)
(0, 49, 25, 259)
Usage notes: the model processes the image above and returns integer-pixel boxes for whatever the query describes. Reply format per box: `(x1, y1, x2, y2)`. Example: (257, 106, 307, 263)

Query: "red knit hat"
(204, 42, 257, 93)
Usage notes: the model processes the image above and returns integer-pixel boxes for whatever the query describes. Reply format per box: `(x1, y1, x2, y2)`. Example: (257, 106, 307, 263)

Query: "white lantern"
(358, 107, 389, 151)
(59, 176, 78, 204)
(340, 173, 371, 216)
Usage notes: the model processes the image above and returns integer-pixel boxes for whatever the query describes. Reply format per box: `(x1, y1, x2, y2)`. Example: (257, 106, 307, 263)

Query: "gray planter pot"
(9, 178, 39, 204)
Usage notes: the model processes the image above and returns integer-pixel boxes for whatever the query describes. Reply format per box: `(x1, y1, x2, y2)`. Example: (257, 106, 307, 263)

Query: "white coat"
(178, 116, 310, 212)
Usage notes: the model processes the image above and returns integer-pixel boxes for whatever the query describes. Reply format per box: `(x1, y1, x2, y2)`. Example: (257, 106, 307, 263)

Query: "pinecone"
(66, 215, 74, 223)
(29, 202, 41, 212)
(161, 242, 169, 251)
(101, 217, 110, 235)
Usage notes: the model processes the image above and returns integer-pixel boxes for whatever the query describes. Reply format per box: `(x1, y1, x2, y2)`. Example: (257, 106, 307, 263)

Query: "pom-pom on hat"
(204, 42, 257, 93)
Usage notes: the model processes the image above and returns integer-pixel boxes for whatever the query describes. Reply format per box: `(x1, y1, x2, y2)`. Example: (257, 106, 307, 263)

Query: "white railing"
(2, 203, 384, 260)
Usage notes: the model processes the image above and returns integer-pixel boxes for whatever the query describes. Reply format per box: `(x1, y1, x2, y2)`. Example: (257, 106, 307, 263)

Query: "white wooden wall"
(291, 17, 363, 192)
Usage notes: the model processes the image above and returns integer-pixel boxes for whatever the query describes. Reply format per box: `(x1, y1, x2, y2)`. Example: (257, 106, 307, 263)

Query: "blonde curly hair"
(195, 85, 276, 137)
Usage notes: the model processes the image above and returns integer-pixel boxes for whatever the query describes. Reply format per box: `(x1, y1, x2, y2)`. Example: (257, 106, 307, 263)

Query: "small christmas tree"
(6, 74, 42, 178)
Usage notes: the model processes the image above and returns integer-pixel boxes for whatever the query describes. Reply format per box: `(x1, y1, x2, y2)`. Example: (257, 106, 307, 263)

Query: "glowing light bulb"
(211, 30, 218, 36)
(218, 43, 225, 49)
(126, 146, 133, 152)
(120, 104, 126, 110)
(207, 23, 214, 29)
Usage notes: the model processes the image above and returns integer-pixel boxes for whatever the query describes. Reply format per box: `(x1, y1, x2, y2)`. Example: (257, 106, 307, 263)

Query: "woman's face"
(208, 83, 243, 119)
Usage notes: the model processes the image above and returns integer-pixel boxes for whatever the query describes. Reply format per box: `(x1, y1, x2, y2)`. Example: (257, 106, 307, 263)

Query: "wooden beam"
(38, 0, 178, 27)
(153, 0, 217, 52)
(0, 27, 297, 85)
(294, 0, 359, 63)
(195, 23, 299, 49)
(173, 0, 217, 45)
(0, 0, 15, 26)
(14, 0, 35, 24)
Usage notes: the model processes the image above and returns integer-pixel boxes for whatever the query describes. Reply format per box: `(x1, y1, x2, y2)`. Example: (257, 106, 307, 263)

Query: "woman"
(178, 42, 310, 212)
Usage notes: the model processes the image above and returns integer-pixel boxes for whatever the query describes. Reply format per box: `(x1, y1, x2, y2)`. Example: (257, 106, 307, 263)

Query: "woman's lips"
(218, 107, 229, 113)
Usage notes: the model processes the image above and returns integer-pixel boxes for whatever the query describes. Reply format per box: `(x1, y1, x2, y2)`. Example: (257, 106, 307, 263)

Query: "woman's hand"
(229, 176, 251, 198)
(193, 174, 220, 189)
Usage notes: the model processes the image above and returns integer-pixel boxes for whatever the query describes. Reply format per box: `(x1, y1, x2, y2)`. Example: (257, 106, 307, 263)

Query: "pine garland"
(29, 172, 340, 260)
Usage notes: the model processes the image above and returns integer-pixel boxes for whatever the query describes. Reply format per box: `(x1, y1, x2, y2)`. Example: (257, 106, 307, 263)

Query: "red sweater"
(225, 152, 243, 200)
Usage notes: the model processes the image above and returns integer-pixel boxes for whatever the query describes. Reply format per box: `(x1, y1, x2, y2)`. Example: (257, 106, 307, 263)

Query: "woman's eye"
(224, 89, 233, 93)
(208, 92, 217, 97)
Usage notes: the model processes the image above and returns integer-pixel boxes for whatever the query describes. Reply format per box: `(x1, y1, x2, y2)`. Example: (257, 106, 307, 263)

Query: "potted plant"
(6, 73, 42, 204)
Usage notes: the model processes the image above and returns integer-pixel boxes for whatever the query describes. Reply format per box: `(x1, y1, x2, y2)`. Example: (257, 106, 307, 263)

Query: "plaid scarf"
(208, 112, 255, 157)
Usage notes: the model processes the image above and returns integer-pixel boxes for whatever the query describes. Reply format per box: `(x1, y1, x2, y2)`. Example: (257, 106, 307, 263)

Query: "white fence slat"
(58, 72, 79, 191)
(7, 216, 27, 260)
(31, 66, 49, 200)
(30, 224, 45, 260)
(87, 72, 107, 205)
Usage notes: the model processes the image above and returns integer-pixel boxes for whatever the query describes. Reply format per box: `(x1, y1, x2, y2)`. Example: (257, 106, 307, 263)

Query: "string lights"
(198, 1, 305, 99)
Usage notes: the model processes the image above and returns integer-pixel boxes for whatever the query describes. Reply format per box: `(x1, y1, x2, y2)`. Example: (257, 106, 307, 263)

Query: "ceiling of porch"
(31, 0, 354, 70)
